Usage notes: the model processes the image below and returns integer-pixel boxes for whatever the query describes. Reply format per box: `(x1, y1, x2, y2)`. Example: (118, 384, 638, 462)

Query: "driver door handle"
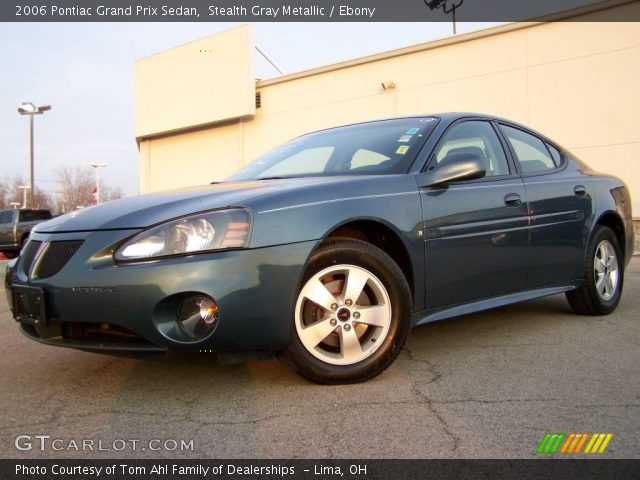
(504, 193, 522, 207)
(574, 185, 587, 197)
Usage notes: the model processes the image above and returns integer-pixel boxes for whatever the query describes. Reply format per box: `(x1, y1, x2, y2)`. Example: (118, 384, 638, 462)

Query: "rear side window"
(501, 125, 558, 173)
(0, 211, 13, 224)
(19, 210, 51, 222)
(546, 142, 563, 166)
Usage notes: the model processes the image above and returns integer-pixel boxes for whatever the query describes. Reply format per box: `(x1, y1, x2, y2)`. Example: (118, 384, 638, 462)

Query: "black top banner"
(4, 0, 640, 22)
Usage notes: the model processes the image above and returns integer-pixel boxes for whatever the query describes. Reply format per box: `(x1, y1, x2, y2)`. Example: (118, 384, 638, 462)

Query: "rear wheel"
(284, 238, 411, 384)
(566, 226, 623, 315)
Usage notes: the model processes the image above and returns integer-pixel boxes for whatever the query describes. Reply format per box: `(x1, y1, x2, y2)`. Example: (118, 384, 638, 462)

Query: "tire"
(283, 238, 412, 384)
(566, 225, 623, 315)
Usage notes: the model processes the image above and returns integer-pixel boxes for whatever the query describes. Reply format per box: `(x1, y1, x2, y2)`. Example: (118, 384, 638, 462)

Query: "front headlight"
(114, 208, 251, 261)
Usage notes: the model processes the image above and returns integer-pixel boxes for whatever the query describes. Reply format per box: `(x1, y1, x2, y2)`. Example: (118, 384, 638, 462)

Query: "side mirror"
(425, 152, 486, 187)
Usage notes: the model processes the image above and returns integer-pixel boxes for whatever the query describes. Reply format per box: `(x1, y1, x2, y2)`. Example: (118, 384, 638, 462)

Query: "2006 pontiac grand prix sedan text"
(6, 113, 634, 383)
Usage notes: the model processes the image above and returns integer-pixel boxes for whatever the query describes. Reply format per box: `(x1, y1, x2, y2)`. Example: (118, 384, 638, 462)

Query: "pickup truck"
(0, 209, 52, 258)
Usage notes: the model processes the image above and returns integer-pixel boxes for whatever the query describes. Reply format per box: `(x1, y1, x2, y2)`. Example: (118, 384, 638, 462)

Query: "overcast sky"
(0, 21, 503, 198)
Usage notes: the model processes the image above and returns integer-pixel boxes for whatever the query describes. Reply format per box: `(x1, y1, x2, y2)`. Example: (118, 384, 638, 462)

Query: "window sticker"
(406, 128, 420, 135)
(419, 118, 436, 123)
(396, 145, 410, 155)
(398, 135, 413, 142)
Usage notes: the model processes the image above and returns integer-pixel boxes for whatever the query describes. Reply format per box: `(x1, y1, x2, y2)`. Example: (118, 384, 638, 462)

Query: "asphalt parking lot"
(1, 258, 638, 459)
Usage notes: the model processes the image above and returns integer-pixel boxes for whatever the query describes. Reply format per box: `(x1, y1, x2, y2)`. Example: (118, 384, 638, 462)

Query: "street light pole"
(17, 102, 51, 207)
(29, 114, 34, 204)
(91, 163, 107, 205)
(18, 186, 31, 209)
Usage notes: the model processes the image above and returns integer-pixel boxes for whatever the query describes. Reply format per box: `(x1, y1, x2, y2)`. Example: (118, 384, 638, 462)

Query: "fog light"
(177, 295, 219, 339)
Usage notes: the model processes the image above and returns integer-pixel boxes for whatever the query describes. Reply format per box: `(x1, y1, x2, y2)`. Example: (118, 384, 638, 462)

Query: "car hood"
(35, 179, 324, 233)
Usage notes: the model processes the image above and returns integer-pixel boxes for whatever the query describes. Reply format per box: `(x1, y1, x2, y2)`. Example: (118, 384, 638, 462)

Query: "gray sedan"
(5, 113, 634, 383)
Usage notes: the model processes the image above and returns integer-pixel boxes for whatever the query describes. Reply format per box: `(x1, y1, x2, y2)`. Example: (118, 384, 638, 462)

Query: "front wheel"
(566, 226, 624, 315)
(284, 238, 412, 384)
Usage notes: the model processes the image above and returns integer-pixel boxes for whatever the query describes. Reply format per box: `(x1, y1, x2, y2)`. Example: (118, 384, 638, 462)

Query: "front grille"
(21, 240, 42, 275)
(35, 240, 84, 279)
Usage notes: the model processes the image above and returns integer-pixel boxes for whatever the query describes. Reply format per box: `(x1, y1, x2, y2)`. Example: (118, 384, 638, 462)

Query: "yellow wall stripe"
(590, 434, 606, 453)
(598, 433, 613, 453)
(584, 434, 599, 453)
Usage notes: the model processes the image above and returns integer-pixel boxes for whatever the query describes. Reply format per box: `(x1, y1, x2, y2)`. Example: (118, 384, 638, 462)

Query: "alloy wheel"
(593, 239, 619, 301)
(295, 264, 392, 366)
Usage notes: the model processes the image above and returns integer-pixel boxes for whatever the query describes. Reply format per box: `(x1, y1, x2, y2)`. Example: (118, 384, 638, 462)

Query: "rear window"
(19, 210, 51, 222)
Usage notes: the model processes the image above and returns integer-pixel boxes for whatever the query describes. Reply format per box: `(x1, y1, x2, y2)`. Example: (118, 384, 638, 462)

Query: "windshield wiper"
(256, 176, 295, 181)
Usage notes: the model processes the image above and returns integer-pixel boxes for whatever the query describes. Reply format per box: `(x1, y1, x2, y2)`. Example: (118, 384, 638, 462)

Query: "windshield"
(227, 117, 439, 181)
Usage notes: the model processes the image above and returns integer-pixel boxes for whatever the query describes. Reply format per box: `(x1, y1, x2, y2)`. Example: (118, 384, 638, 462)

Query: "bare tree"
(0, 176, 52, 211)
(0, 167, 124, 214)
(56, 166, 124, 212)
(0, 181, 9, 211)
(56, 166, 94, 212)
(100, 185, 125, 202)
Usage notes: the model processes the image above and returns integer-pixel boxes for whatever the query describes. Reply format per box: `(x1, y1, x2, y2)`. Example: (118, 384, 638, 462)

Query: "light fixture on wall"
(381, 81, 397, 91)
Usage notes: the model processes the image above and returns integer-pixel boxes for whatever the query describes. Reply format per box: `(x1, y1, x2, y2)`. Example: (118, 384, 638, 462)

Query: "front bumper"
(6, 229, 316, 352)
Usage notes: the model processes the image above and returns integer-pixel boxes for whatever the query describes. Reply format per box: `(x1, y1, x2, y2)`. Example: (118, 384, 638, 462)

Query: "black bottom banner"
(2, 459, 640, 480)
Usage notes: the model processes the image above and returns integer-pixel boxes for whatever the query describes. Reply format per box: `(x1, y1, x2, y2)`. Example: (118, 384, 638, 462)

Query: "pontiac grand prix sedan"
(6, 113, 634, 383)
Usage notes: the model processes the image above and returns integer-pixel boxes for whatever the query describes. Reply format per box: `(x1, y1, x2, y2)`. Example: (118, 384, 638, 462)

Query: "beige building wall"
(136, 1, 640, 217)
(135, 24, 255, 138)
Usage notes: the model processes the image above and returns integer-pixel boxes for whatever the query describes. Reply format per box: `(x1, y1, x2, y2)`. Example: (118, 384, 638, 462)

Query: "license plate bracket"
(12, 285, 46, 325)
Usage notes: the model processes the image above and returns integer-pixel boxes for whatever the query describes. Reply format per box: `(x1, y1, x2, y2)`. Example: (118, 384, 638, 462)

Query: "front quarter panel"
(245, 175, 425, 309)
(9, 228, 316, 352)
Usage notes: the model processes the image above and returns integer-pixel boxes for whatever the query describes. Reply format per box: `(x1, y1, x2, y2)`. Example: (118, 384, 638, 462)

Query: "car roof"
(302, 112, 557, 147)
(303, 112, 516, 134)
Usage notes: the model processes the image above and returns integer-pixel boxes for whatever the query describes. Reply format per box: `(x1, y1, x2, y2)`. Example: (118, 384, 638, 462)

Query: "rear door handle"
(574, 185, 587, 197)
(504, 193, 522, 207)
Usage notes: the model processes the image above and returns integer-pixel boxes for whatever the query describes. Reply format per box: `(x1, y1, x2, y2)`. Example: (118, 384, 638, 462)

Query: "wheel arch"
(314, 218, 416, 302)
(594, 210, 627, 262)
